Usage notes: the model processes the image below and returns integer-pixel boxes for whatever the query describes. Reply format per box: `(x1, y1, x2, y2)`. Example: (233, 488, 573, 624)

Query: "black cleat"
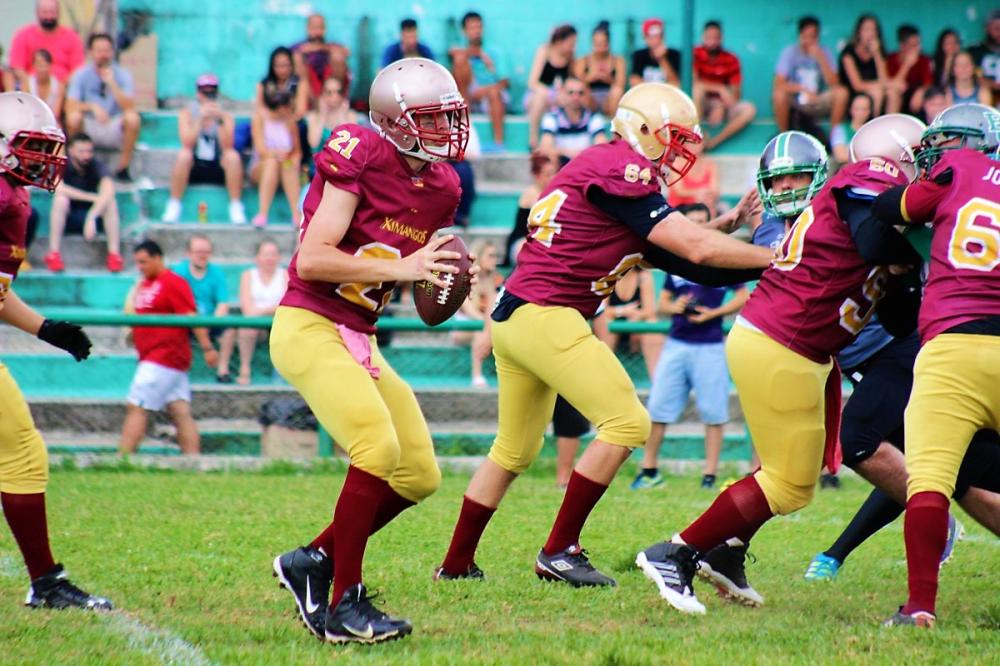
(698, 542, 764, 607)
(325, 584, 412, 644)
(820, 473, 841, 489)
(26, 564, 112, 611)
(535, 544, 616, 587)
(635, 541, 705, 614)
(433, 563, 485, 581)
(883, 607, 936, 628)
(273, 546, 331, 639)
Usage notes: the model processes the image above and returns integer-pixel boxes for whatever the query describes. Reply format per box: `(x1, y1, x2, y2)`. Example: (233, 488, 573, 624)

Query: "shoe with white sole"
(636, 541, 705, 615)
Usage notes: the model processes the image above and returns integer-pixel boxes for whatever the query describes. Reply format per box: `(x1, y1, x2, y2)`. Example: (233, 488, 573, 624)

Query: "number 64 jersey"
(281, 123, 461, 333)
(741, 158, 909, 363)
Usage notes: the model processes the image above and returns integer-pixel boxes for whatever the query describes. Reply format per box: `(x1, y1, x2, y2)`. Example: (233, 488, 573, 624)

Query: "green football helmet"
(756, 131, 829, 218)
(917, 103, 1000, 173)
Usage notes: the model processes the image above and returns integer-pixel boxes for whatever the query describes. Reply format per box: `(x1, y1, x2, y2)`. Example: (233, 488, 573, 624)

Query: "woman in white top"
(237, 239, 288, 384)
(28, 49, 63, 120)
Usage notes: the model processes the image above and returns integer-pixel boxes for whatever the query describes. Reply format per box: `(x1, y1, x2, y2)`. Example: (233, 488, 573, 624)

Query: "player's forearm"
(0, 290, 44, 335)
(651, 215, 772, 269)
(296, 248, 402, 284)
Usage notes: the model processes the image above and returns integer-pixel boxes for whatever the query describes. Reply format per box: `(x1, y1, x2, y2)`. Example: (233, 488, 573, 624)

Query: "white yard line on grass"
(0, 556, 216, 666)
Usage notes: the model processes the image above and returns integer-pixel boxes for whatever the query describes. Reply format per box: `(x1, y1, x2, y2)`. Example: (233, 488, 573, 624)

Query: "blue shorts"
(647, 339, 730, 425)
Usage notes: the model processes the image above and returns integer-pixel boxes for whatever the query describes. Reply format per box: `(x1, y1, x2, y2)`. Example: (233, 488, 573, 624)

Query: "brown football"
(413, 236, 474, 326)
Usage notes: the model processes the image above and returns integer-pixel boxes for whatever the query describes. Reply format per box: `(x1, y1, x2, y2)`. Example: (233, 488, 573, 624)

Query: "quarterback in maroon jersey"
(636, 113, 928, 615)
(874, 103, 1000, 628)
(269, 59, 476, 644)
(435, 83, 771, 587)
(0, 92, 110, 610)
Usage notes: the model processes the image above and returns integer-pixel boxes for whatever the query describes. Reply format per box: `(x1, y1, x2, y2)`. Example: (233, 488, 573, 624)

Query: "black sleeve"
(668, 49, 681, 74)
(871, 185, 908, 226)
(630, 50, 644, 78)
(642, 244, 764, 287)
(875, 269, 922, 338)
(836, 189, 922, 267)
(586, 186, 673, 238)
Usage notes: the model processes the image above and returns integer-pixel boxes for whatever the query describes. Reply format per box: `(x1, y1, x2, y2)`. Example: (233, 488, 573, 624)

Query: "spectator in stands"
(45, 133, 122, 273)
(26, 49, 63, 120)
(667, 140, 719, 216)
(235, 239, 287, 385)
(162, 74, 246, 224)
(0, 44, 14, 92)
(630, 18, 680, 87)
(121, 240, 218, 456)
(594, 266, 660, 377)
(969, 10, 1000, 105)
(574, 21, 625, 117)
(932, 29, 961, 88)
(772, 16, 848, 139)
(633, 203, 751, 490)
(306, 77, 358, 154)
(831, 92, 874, 165)
(887, 24, 933, 114)
(382, 18, 434, 67)
(9, 0, 85, 84)
(919, 85, 949, 124)
(948, 50, 992, 105)
(450, 11, 509, 152)
(64, 33, 140, 181)
(692, 20, 757, 151)
(250, 85, 302, 228)
(453, 240, 501, 388)
(172, 234, 235, 382)
(257, 46, 308, 119)
(838, 15, 901, 115)
(503, 153, 558, 267)
(538, 76, 606, 163)
(525, 24, 577, 150)
(291, 13, 349, 109)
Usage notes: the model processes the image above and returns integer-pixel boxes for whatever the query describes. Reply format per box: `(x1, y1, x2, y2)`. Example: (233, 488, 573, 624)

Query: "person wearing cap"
(969, 9, 1000, 105)
(161, 73, 246, 224)
(630, 18, 680, 87)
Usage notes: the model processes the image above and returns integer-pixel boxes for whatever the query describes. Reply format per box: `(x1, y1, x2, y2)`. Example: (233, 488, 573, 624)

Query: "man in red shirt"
(887, 25, 933, 114)
(692, 21, 756, 151)
(120, 240, 218, 455)
(9, 0, 85, 85)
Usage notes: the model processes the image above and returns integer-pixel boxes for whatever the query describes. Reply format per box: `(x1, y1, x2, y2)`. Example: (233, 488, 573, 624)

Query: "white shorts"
(82, 114, 124, 149)
(127, 361, 191, 411)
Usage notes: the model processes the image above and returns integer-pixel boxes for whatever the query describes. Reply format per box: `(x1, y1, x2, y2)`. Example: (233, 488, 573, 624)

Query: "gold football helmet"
(611, 83, 702, 185)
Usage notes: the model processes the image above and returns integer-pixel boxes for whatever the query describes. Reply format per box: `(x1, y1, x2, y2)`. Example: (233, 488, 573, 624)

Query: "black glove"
(38, 319, 92, 361)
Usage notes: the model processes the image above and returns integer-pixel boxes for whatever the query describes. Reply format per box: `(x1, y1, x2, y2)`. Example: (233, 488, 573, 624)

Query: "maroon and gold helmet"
(0, 92, 66, 191)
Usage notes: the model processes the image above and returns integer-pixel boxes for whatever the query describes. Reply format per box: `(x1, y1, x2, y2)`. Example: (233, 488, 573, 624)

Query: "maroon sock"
(330, 466, 389, 605)
(439, 496, 496, 574)
(902, 491, 950, 615)
(1, 492, 56, 580)
(310, 521, 336, 557)
(679, 475, 773, 552)
(543, 471, 608, 556)
(309, 488, 415, 560)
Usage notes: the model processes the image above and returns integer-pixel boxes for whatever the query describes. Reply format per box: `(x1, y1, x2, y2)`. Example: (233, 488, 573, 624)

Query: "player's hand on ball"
(38, 319, 92, 361)
(399, 235, 462, 289)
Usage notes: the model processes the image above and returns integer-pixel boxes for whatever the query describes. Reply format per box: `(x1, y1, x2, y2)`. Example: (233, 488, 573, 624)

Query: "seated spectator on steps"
(947, 50, 992, 105)
(235, 239, 288, 385)
(306, 77, 358, 156)
(887, 24, 934, 114)
(772, 16, 848, 141)
(27, 49, 63, 120)
(693, 20, 757, 151)
(162, 73, 246, 224)
(574, 21, 625, 117)
(524, 24, 578, 150)
(250, 87, 302, 228)
(838, 15, 902, 115)
(45, 133, 122, 272)
(630, 17, 681, 86)
(9, 0, 84, 85)
(831, 92, 874, 166)
(538, 76, 607, 163)
(291, 13, 350, 110)
(64, 33, 140, 181)
(171, 234, 236, 383)
(382, 18, 434, 67)
(450, 12, 510, 152)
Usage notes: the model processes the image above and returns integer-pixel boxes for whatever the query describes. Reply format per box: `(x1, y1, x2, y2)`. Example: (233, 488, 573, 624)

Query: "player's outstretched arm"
(296, 182, 461, 289)
(648, 213, 772, 269)
(1, 289, 92, 361)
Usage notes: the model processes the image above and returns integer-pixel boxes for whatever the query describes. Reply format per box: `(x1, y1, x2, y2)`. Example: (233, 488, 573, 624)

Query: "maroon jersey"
(0, 176, 30, 300)
(742, 158, 908, 362)
(503, 140, 662, 318)
(281, 124, 461, 333)
(900, 149, 1000, 342)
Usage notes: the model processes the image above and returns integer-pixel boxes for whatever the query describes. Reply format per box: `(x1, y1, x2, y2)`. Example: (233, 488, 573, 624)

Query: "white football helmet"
(849, 113, 926, 182)
(0, 92, 66, 191)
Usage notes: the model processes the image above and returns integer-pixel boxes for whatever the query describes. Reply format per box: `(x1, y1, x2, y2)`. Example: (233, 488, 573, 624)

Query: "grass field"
(0, 461, 997, 665)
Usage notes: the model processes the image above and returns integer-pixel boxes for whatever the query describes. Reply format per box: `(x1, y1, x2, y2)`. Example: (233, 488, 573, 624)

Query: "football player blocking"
(0, 93, 111, 611)
(436, 83, 771, 587)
